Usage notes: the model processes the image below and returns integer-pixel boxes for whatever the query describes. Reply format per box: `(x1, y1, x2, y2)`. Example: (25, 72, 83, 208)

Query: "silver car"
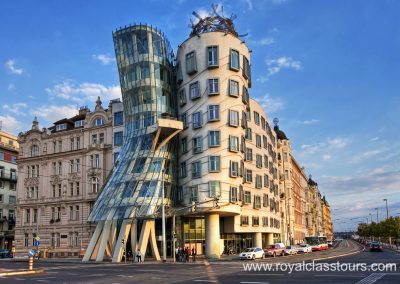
(240, 247, 265, 260)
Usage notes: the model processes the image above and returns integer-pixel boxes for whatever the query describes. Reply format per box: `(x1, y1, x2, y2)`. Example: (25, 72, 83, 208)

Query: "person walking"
(175, 247, 179, 262)
(191, 247, 196, 262)
(136, 249, 142, 262)
(185, 247, 189, 262)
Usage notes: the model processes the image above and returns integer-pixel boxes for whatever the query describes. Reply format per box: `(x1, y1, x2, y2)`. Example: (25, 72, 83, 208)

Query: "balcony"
(0, 172, 17, 181)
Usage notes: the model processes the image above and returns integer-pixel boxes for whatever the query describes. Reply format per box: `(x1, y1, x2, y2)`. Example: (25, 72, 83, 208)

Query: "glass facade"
(88, 25, 176, 221)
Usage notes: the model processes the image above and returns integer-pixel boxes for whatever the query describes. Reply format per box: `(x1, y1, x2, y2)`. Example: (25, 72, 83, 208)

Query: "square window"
(244, 191, 251, 204)
(190, 186, 198, 202)
(230, 161, 239, 177)
(230, 186, 238, 202)
(245, 148, 253, 161)
(242, 86, 249, 105)
(229, 110, 239, 127)
(181, 113, 188, 129)
(254, 111, 260, 125)
(243, 56, 251, 79)
(192, 112, 202, 129)
(192, 161, 202, 178)
(208, 105, 220, 121)
(189, 81, 200, 100)
(230, 49, 240, 71)
(181, 137, 188, 154)
(229, 80, 239, 97)
(208, 131, 220, 147)
(245, 169, 253, 183)
(186, 51, 197, 75)
(179, 89, 187, 106)
(208, 78, 219, 95)
(209, 181, 221, 197)
(114, 131, 123, 146)
(207, 46, 219, 67)
(229, 135, 239, 152)
(193, 137, 203, 154)
(256, 134, 261, 148)
(209, 156, 221, 172)
(114, 112, 123, 126)
(180, 162, 187, 178)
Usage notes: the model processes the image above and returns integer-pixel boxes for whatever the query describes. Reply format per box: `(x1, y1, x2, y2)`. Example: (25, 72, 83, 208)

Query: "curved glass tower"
(84, 24, 182, 262)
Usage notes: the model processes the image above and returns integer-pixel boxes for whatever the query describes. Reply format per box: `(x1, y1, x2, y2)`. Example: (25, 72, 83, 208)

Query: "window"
(113, 152, 119, 163)
(76, 182, 80, 195)
(30, 145, 39, 157)
(192, 161, 202, 179)
(229, 110, 239, 127)
(244, 191, 251, 204)
(263, 136, 268, 149)
(262, 217, 268, 227)
(208, 105, 220, 121)
(229, 79, 239, 97)
(114, 131, 123, 146)
(256, 134, 261, 148)
(264, 155, 269, 168)
(256, 154, 262, 168)
(229, 135, 239, 152)
(229, 161, 239, 177)
(181, 137, 188, 154)
(24, 234, 29, 247)
(245, 128, 252, 140)
(261, 117, 266, 130)
(92, 134, 98, 144)
(207, 46, 219, 67)
(209, 156, 221, 172)
(263, 194, 269, 207)
(132, 158, 146, 173)
(230, 49, 240, 70)
(243, 56, 251, 79)
(69, 232, 79, 247)
(208, 78, 219, 95)
(242, 86, 249, 105)
(240, 216, 249, 226)
(181, 112, 188, 129)
(256, 175, 262, 189)
(114, 111, 123, 126)
(189, 186, 198, 202)
(149, 158, 162, 172)
(99, 133, 105, 144)
(180, 161, 187, 178)
(209, 181, 221, 197)
(208, 131, 220, 147)
(283, 152, 288, 162)
(33, 209, 38, 223)
(75, 120, 84, 127)
(193, 136, 203, 154)
(245, 169, 253, 183)
(252, 216, 260, 226)
(285, 170, 289, 180)
(186, 51, 197, 75)
(230, 186, 238, 202)
(91, 177, 99, 193)
(76, 137, 81, 149)
(93, 117, 105, 126)
(189, 81, 200, 100)
(254, 112, 260, 125)
(192, 112, 202, 129)
(56, 123, 67, 131)
(179, 89, 187, 106)
(25, 208, 30, 223)
(245, 148, 253, 161)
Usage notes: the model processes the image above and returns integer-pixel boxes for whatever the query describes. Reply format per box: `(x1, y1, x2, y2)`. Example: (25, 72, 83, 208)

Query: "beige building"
(175, 30, 281, 256)
(307, 177, 324, 237)
(0, 130, 18, 250)
(321, 196, 333, 240)
(15, 98, 120, 257)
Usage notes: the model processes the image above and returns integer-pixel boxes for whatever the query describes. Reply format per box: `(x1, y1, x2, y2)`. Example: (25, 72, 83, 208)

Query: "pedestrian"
(175, 247, 179, 262)
(191, 247, 196, 262)
(185, 247, 189, 262)
(136, 249, 142, 262)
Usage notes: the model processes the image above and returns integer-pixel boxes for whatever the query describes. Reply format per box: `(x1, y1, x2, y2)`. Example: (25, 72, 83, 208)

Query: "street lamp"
(369, 213, 372, 223)
(375, 208, 379, 223)
(383, 199, 389, 219)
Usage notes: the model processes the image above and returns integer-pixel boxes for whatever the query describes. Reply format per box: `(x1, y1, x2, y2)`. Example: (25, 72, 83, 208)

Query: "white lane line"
(136, 269, 163, 272)
(240, 282, 270, 284)
(194, 280, 218, 283)
(355, 273, 386, 284)
(36, 280, 50, 283)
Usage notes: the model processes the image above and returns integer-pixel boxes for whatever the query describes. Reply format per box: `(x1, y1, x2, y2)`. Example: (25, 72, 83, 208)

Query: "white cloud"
(31, 105, 78, 125)
(92, 54, 115, 65)
(4, 59, 23, 75)
(369, 137, 379, 142)
(45, 81, 121, 104)
(271, 0, 287, 4)
(244, 0, 253, 10)
(327, 137, 348, 149)
(3, 103, 28, 116)
(299, 137, 349, 156)
(0, 114, 23, 134)
(255, 94, 284, 114)
(348, 148, 386, 164)
(322, 154, 331, 161)
(302, 119, 320, 125)
(258, 56, 303, 82)
(8, 83, 15, 91)
(249, 37, 275, 46)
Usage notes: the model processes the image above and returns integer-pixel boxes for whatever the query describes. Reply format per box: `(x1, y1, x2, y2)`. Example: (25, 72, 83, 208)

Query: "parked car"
(284, 245, 298, 255)
(239, 247, 265, 260)
(0, 249, 13, 258)
(264, 243, 286, 257)
(365, 240, 372, 247)
(369, 242, 383, 252)
(327, 240, 333, 247)
(297, 243, 312, 254)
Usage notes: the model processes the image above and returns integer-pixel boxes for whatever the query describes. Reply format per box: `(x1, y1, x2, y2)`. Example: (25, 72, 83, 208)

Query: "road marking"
(36, 280, 50, 283)
(194, 280, 218, 283)
(240, 282, 270, 284)
(355, 273, 386, 284)
(136, 269, 163, 272)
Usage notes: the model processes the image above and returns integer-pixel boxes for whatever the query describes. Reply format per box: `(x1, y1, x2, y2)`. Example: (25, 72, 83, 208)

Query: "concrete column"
(267, 233, 274, 245)
(205, 213, 220, 259)
(82, 221, 104, 262)
(253, 232, 262, 248)
(96, 220, 112, 262)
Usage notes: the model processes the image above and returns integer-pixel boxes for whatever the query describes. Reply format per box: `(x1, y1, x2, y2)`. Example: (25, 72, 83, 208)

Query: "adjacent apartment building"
(0, 130, 18, 250)
(15, 98, 122, 257)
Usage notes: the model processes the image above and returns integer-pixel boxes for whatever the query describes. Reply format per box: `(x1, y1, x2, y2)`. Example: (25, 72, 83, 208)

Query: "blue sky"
(1, 0, 399, 231)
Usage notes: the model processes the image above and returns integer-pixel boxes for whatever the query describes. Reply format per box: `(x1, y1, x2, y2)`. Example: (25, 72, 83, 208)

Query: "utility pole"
(383, 199, 389, 219)
(161, 169, 166, 262)
(375, 208, 379, 223)
(172, 214, 176, 263)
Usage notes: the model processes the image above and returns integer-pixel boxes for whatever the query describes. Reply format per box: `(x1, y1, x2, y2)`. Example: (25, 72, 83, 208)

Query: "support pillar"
(267, 233, 274, 245)
(205, 213, 220, 259)
(112, 219, 132, 262)
(137, 219, 160, 262)
(130, 219, 138, 253)
(253, 232, 262, 248)
(82, 221, 104, 262)
(96, 220, 112, 262)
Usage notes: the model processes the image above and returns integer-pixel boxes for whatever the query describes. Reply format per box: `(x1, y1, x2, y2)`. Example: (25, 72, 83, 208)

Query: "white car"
(284, 245, 298, 255)
(297, 243, 312, 253)
(239, 247, 265, 260)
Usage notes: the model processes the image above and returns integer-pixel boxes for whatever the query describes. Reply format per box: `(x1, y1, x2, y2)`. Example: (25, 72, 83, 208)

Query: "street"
(0, 240, 399, 283)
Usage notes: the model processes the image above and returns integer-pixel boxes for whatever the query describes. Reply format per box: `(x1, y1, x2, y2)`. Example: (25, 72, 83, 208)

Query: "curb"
(0, 269, 45, 277)
(313, 241, 364, 262)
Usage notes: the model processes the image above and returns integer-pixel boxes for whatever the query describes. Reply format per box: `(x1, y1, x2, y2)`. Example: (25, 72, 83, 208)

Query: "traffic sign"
(35, 236, 40, 241)
(28, 249, 35, 257)
(34, 240, 40, 246)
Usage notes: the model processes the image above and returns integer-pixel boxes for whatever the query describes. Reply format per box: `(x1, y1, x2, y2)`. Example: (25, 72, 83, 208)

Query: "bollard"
(29, 256, 33, 271)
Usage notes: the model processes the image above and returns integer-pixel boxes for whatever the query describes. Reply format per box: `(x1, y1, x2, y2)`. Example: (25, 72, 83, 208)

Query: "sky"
(1, 0, 399, 232)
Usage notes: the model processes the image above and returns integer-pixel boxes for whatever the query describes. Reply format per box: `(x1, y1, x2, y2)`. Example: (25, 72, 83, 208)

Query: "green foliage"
(357, 217, 400, 239)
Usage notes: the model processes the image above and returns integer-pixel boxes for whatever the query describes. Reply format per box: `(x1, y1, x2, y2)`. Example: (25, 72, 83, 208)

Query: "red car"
(264, 243, 286, 257)
(369, 242, 383, 252)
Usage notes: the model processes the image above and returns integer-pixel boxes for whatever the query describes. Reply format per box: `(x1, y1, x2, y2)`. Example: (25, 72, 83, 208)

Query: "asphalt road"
(0, 240, 399, 284)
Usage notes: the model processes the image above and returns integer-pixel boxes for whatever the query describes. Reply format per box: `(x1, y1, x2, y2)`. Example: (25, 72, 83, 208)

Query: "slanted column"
(205, 213, 220, 259)
(253, 232, 262, 248)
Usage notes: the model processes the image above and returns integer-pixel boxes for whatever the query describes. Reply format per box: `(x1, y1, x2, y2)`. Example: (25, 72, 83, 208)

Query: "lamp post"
(161, 169, 166, 262)
(375, 208, 379, 223)
(383, 199, 389, 219)
(369, 213, 372, 223)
